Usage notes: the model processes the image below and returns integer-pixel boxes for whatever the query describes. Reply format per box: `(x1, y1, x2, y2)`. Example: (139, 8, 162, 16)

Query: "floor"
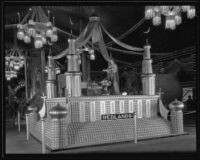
(5, 115, 197, 154)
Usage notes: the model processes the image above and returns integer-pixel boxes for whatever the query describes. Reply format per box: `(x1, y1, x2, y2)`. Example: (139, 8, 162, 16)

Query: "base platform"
(30, 116, 179, 150)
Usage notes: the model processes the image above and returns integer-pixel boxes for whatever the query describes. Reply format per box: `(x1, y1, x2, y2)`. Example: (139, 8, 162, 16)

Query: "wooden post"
(17, 111, 21, 133)
(24, 52, 28, 102)
(134, 113, 137, 144)
(40, 93, 46, 154)
(41, 118, 45, 154)
(41, 49, 46, 94)
(26, 113, 29, 140)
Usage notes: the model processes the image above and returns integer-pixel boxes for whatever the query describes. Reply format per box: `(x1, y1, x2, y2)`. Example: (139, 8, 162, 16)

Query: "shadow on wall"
(155, 74, 182, 106)
(119, 71, 182, 106)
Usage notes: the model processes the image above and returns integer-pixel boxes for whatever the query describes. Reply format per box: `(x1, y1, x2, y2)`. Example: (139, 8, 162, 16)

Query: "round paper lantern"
(46, 28, 53, 37)
(5, 56, 10, 61)
(56, 68, 60, 74)
(90, 53, 95, 60)
(42, 36, 47, 45)
(24, 34, 31, 43)
(34, 35, 43, 48)
(17, 29, 25, 40)
(14, 64, 20, 70)
(17, 24, 24, 29)
(46, 21, 52, 27)
(50, 34, 58, 42)
(145, 6, 155, 19)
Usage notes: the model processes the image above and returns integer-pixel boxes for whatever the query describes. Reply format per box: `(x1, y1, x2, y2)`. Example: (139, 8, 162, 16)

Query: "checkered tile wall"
(28, 95, 184, 150)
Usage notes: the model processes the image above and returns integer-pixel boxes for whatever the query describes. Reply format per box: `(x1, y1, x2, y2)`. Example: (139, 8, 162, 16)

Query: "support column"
(141, 44, 156, 95)
(46, 56, 57, 98)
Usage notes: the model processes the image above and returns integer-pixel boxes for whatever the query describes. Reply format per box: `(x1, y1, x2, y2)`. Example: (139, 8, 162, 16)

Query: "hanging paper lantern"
(50, 34, 58, 42)
(160, 6, 169, 15)
(14, 64, 20, 71)
(152, 13, 161, 26)
(187, 7, 196, 19)
(46, 22, 53, 37)
(10, 55, 14, 60)
(20, 55, 24, 60)
(5, 56, 10, 61)
(17, 29, 25, 40)
(28, 19, 35, 25)
(19, 62, 23, 68)
(42, 36, 47, 45)
(34, 35, 43, 48)
(165, 16, 176, 30)
(5, 61, 9, 66)
(52, 27, 57, 32)
(84, 47, 89, 51)
(17, 24, 24, 29)
(6, 77, 11, 81)
(175, 15, 182, 25)
(181, 6, 190, 12)
(172, 6, 181, 14)
(153, 6, 160, 12)
(9, 60, 14, 67)
(90, 53, 95, 60)
(23, 34, 31, 43)
(56, 68, 60, 74)
(27, 27, 36, 36)
(145, 6, 155, 19)
(46, 21, 52, 27)
(46, 28, 53, 37)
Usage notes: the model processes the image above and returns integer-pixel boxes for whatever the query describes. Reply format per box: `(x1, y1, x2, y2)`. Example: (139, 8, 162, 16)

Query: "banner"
(101, 24, 144, 52)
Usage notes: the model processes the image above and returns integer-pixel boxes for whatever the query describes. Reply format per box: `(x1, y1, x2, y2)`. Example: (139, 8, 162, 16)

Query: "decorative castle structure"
(26, 23, 185, 151)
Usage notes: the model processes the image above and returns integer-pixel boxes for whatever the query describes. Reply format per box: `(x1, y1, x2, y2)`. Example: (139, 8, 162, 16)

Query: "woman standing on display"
(103, 58, 120, 95)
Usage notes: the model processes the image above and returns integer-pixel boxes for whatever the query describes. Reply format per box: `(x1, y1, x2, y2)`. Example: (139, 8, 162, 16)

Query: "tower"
(65, 38, 82, 97)
(141, 43, 156, 95)
(46, 56, 57, 98)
